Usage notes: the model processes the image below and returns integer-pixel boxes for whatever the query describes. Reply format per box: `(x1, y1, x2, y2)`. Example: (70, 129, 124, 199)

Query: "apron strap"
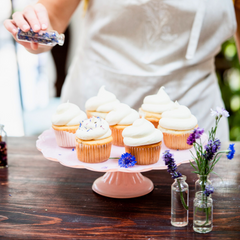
(83, 0, 89, 17)
(185, 0, 207, 59)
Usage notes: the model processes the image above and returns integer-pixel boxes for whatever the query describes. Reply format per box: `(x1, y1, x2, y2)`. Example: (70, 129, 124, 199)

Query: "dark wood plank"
(0, 137, 239, 239)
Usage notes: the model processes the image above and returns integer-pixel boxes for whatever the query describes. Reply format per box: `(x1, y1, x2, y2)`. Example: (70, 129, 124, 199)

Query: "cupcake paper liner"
(86, 110, 93, 119)
(76, 138, 113, 163)
(110, 126, 126, 147)
(140, 115, 160, 129)
(53, 130, 76, 147)
(163, 132, 192, 150)
(125, 142, 162, 165)
(146, 118, 160, 129)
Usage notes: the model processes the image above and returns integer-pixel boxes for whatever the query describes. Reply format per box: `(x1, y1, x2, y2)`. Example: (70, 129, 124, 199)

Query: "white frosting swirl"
(122, 118, 163, 146)
(76, 117, 111, 140)
(85, 86, 120, 113)
(159, 102, 197, 130)
(51, 102, 87, 126)
(106, 103, 139, 126)
(141, 86, 175, 113)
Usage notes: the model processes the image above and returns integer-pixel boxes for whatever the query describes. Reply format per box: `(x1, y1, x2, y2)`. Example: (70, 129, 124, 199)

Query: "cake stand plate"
(37, 129, 207, 198)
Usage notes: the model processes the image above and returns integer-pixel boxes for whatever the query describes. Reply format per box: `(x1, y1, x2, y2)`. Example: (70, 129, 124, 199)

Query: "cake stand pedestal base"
(92, 171, 154, 198)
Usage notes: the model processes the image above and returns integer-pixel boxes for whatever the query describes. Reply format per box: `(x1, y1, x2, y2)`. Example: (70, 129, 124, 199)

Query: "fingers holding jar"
(4, 3, 51, 52)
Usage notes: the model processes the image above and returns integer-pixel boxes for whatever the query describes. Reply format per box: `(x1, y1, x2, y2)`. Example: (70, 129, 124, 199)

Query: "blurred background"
(0, 0, 239, 141)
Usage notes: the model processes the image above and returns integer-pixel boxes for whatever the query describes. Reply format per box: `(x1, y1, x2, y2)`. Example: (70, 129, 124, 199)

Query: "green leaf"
(189, 160, 198, 171)
(209, 156, 221, 172)
(193, 157, 201, 170)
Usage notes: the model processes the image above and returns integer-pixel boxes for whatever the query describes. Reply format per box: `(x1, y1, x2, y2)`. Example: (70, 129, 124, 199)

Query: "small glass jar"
(0, 124, 8, 168)
(16, 28, 65, 46)
(195, 174, 212, 196)
(193, 191, 213, 233)
(171, 175, 189, 227)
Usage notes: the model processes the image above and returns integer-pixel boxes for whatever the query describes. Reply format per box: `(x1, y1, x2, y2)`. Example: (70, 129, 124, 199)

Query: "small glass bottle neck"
(198, 174, 209, 180)
(174, 175, 186, 183)
(195, 191, 211, 200)
(57, 34, 65, 46)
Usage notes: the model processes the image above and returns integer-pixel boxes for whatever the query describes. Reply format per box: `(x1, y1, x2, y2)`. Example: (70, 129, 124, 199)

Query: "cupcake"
(105, 103, 139, 147)
(75, 117, 113, 163)
(51, 101, 87, 147)
(122, 118, 163, 165)
(158, 102, 198, 150)
(139, 86, 175, 128)
(85, 86, 120, 119)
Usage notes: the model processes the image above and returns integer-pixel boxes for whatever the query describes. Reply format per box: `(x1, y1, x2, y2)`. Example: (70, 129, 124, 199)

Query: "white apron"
(61, 0, 236, 141)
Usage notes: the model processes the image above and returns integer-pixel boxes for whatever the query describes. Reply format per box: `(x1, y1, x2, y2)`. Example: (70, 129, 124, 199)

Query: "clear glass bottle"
(195, 174, 212, 195)
(0, 124, 8, 168)
(193, 191, 213, 233)
(171, 175, 189, 227)
(16, 28, 65, 46)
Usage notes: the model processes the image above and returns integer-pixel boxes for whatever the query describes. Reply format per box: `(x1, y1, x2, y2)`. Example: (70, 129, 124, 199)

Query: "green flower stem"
(177, 179, 188, 211)
(201, 180, 208, 225)
(195, 178, 210, 227)
(199, 195, 209, 227)
(109, 157, 120, 159)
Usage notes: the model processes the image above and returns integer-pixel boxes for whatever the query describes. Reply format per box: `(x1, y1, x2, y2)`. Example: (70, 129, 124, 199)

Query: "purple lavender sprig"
(162, 150, 188, 210)
(203, 139, 221, 161)
(187, 108, 233, 175)
(203, 185, 214, 197)
(187, 127, 204, 145)
(162, 150, 182, 179)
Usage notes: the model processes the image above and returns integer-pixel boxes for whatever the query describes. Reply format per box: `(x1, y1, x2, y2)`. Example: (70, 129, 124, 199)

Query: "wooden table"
(0, 137, 239, 239)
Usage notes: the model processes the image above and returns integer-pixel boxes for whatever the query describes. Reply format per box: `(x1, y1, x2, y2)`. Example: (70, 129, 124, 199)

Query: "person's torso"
(62, 0, 236, 140)
(79, 0, 236, 76)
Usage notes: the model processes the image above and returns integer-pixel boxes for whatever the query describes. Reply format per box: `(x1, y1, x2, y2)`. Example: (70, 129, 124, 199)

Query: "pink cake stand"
(36, 129, 207, 199)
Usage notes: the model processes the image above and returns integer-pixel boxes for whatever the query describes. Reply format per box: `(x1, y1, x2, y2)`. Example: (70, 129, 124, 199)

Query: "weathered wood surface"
(0, 137, 239, 239)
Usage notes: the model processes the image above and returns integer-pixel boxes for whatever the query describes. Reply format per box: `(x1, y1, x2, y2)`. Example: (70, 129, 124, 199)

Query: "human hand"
(4, 3, 52, 53)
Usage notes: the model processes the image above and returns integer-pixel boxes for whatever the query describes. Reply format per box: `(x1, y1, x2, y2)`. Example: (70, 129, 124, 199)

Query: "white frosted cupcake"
(75, 117, 113, 163)
(51, 101, 87, 147)
(85, 86, 120, 119)
(122, 118, 163, 165)
(139, 86, 175, 128)
(158, 101, 198, 150)
(106, 103, 139, 146)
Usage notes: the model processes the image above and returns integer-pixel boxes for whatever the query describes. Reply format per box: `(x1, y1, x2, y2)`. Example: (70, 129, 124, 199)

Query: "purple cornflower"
(118, 153, 136, 168)
(187, 127, 204, 145)
(203, 185, 214, 197)
(211, 107, 229, 118)
(203, 139, 221, 161)
(226, 144, 235, 160)
(162, 150, 182, 179)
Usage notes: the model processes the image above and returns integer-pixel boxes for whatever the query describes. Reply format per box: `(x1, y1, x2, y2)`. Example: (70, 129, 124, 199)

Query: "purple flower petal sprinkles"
(16, 28, 65, 46)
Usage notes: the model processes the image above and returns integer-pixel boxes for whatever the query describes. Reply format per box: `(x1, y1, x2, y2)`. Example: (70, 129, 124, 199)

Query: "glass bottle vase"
(195, 174, 212, 195)
(0, 124, 7, 168)
(171, 175, 189, 227)
(193, 191, 213, 233)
